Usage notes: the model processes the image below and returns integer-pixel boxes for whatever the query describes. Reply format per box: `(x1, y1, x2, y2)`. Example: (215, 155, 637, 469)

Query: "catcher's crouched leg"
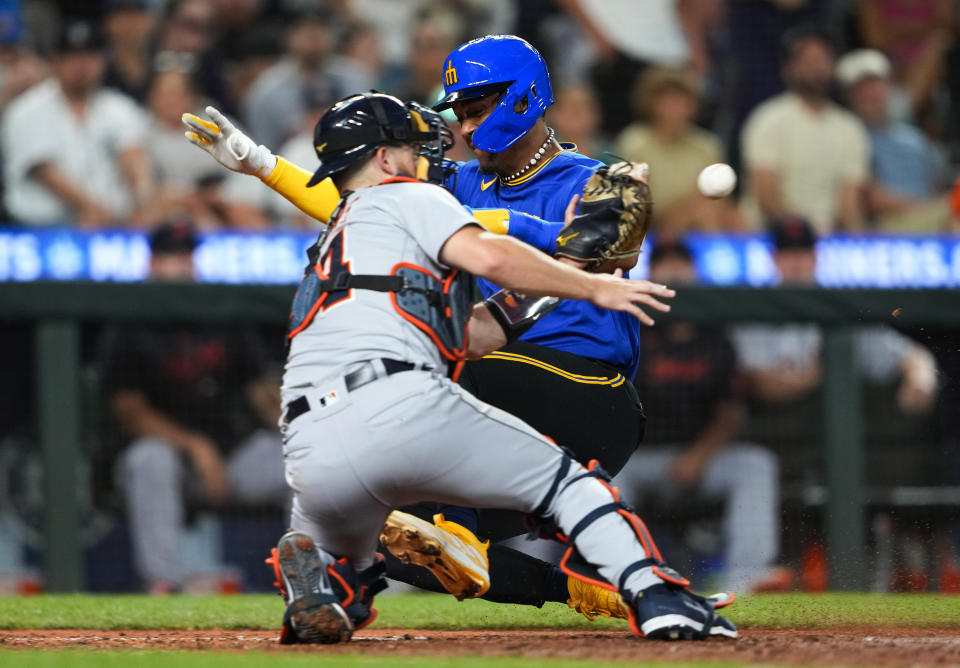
(266, 532, 387, 644)
(535, 456, 737, 641)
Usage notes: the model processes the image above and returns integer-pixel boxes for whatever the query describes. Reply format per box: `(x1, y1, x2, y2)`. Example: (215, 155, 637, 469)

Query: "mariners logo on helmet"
(307, 92, 455, 187)
(434, 35, 554, 154)
(444, 60, 458, 87)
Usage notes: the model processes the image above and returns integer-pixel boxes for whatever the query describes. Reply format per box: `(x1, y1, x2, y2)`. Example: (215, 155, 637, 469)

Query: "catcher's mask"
(307, 91, 456, 187)
(434, 35, 553, 154)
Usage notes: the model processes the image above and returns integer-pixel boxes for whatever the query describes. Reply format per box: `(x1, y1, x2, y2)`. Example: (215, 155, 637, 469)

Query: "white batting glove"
(182, 105, 277, 178)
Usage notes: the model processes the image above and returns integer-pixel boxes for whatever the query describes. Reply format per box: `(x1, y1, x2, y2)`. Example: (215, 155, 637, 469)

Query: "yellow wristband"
(470, 209, 510, 235)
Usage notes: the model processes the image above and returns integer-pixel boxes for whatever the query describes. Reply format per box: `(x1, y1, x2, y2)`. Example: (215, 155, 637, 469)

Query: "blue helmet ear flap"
(470, 59, 553, 153)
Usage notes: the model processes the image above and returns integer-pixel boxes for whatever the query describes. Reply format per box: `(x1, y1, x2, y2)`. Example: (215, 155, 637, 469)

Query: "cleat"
(266, 547, 288, 601)
(628, 583, 738, 641)
(707, 612, 739, 639)
(380, 511, 490, 600)
(274, 531, 353, 644)
(567, 577, 629, 621)
(327, 555, 388, 631)
(707, 591, 736, 609)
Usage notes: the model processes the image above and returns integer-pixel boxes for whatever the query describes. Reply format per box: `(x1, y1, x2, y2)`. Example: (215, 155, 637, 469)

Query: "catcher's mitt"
(554, 161, 653, 272)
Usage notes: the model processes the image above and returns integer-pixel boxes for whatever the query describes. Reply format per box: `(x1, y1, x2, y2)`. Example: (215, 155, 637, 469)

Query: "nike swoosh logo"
(480, 177, 497, 191)
(556, 231, 579, 247)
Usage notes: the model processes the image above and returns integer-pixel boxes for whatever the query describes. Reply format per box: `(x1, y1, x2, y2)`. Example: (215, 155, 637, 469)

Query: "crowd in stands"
(0, 0, 957, 234)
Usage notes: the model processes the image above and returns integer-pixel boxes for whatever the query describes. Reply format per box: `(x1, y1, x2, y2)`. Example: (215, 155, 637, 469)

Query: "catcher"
(183, 35, 730, 624)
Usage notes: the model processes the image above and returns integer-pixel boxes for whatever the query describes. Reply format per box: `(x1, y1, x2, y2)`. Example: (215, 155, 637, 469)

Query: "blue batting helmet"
(434, 35, 553, 153)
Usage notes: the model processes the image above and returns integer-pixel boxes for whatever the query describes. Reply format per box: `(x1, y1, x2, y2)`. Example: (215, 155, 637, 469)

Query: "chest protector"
(288, 252, 473, 380)
(390, 263, 472, 367)
(288, 179, 473, 380)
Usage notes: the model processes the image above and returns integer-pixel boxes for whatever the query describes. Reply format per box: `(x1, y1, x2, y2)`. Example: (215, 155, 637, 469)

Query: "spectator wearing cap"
(740, 26, 869, 233)
(146, 218, 199, 280)
(97, 219, 288, 593)
(732, 217, 938, 414)
(612, 235, 786, 593)
(102, 0, 156, 103)
(837, 48, 948, 233)
(614, 66, 739, 232)
(242, 5, 344, 151)
(0, 19, 153, 226)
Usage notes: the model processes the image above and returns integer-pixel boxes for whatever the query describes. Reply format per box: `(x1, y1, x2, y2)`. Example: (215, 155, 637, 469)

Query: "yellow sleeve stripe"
(470, 209, 510, 235)
(482, 351, 625, 386)
(261, 156, 340, 223)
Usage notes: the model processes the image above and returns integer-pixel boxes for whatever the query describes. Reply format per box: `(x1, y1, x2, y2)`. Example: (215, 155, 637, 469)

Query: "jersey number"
(288, 230, 352, 339)
(318, 231, 353, 312)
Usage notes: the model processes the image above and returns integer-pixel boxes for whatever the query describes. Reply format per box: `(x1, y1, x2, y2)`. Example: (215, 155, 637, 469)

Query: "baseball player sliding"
(233, 91, 736, 644)
(182, 35, 686, 624)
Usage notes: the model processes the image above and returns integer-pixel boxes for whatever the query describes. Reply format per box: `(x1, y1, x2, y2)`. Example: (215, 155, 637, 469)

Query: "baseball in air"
(697, 163, 737, 198)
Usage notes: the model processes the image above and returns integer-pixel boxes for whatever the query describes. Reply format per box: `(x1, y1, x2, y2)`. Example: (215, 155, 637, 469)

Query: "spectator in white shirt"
(732, 217, 938, 414)
(1, 20, 153, 227)
(740, 26, 869, 233)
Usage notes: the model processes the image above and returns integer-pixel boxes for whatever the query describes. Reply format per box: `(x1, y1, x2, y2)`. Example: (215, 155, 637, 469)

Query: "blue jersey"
(443, 145, 641, 376)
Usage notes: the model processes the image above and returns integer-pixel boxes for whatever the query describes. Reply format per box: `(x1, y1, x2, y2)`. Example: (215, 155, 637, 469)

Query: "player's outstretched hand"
(182, 105, 277, 178)
(589, 268, 674, 326)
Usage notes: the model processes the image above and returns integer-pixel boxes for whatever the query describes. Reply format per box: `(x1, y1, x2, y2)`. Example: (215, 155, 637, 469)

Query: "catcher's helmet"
(307, 92, 455, 187)
(434, 35, 553, 154)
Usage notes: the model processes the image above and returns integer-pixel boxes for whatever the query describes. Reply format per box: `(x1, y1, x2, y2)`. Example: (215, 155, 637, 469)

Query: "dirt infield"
(2, 627, 959, 666)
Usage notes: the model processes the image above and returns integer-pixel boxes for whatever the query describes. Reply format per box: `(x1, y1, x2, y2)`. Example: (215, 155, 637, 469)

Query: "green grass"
(0, 592, 957, 630)
(0, 652, 742, 668)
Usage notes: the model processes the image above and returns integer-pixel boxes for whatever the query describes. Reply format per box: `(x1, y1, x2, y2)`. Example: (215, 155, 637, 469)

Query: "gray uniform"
(280, 180, 661, 596)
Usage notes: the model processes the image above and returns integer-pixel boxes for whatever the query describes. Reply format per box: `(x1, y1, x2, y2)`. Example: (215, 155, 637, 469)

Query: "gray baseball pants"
(282, 369, 663, 595)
